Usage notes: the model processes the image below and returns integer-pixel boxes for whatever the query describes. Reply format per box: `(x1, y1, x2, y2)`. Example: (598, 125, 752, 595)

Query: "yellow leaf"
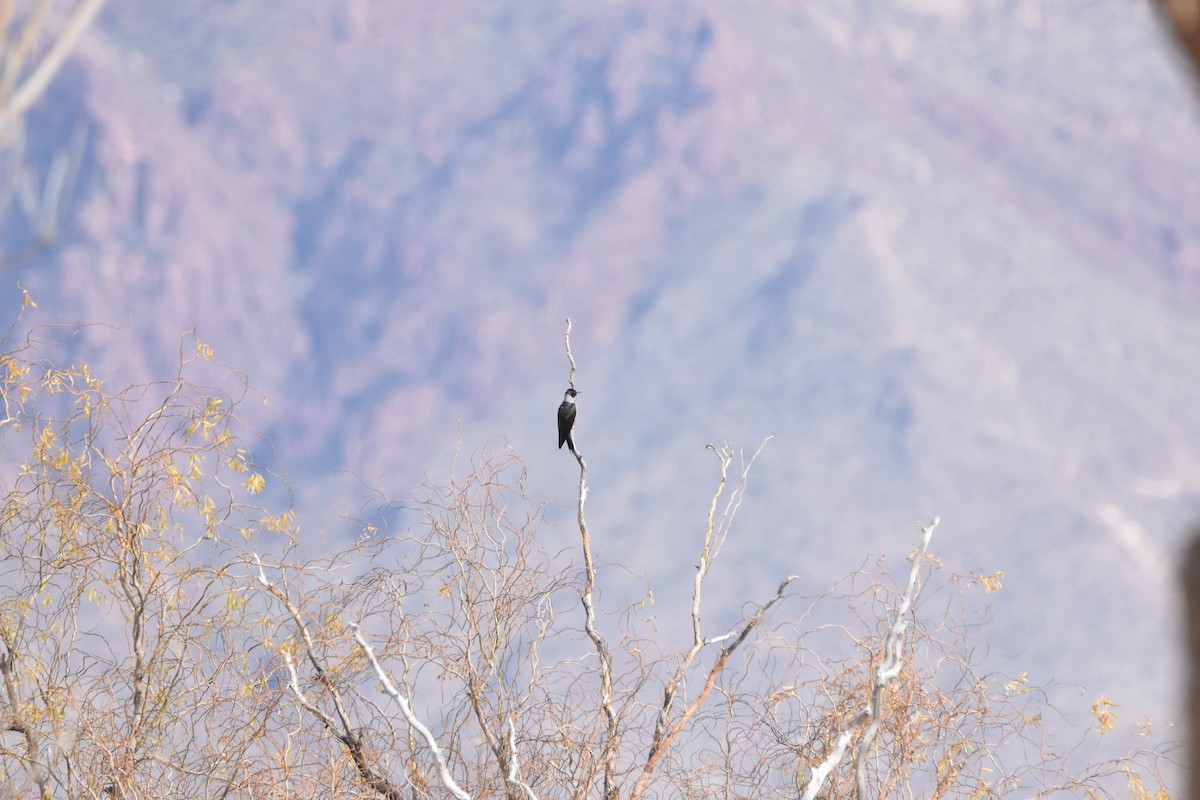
(1092, 696, 1117, 736)
(263, 511, 294, 534)
(1005, 670, 1030, 694)
(970, 570, 1005, 593)
(244, 473, 266, 495)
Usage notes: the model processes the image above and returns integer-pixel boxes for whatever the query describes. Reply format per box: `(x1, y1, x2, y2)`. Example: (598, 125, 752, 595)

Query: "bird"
(557, 388, 578, 453)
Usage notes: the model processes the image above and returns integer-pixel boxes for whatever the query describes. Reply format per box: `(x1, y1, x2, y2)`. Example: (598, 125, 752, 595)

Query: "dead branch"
(564, 317, 618, 799)
(350, 623, 472, 800)
(798, 517, 940, 800)
(254, 555, 410, 800)
(630, 440, 783, 800)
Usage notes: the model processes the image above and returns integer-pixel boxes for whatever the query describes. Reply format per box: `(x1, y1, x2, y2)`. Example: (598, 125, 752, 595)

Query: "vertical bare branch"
(797, 518, 940, 800)
(504, 718, 540, 800)
(563, 318, 578, 392)
(629, 441, 789, 800)
(853, 517, 939, 799)
(563, 318, 618, 799)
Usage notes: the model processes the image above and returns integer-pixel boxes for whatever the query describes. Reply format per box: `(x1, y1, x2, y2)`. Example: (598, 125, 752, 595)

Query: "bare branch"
(801, 717, 867, 800)
(631, 575, 795, 800)
(505, 718, 539, 800)
(797, 517, 940, 800)
(349, 622, 472, 800)
(0, 0, 106, 135)
(564, 318, 619, 800)
(563, 318, 577, 391)
(255, 556, 409, 800)
(853, 517, 939, 798)
(633, 440, 776, 800)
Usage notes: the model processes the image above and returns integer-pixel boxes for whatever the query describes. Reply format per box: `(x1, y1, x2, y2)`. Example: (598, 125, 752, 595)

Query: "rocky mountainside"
(6, 0, 1200, 761)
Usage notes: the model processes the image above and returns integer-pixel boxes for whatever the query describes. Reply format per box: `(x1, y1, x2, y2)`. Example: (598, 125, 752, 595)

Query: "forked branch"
(798, 517, 940, 800)
(630, 441, 789, 800)
(349, 623, 472, 800)
(253, 555, 410, 800)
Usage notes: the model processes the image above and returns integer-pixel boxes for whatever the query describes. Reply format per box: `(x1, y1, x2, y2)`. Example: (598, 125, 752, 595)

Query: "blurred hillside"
(5, 0, 1200, 758)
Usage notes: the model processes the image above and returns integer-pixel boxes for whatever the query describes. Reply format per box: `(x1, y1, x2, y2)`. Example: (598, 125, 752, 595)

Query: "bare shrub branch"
(796, 518, 938, 800)
(853, 517, 938, 797)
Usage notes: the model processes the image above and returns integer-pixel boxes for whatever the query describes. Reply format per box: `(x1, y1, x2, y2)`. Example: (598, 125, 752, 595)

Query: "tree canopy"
(0, 305, 1177, 798)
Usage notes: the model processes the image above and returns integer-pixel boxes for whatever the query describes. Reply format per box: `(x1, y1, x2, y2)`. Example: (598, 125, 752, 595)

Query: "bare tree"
(0, 303, 1178, 798)
(246, 319, 1174, 800)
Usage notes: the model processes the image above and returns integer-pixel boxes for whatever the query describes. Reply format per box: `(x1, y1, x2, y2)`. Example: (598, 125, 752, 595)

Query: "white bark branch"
(0, 0, 106, 135)
(349, 623, 472, 800)
(505, 718, 539, 800)
(801, 712, 867, 800)
(565, 318, 619, 800)
(798, 517, 940, 800)
(254, 555, 408, 800)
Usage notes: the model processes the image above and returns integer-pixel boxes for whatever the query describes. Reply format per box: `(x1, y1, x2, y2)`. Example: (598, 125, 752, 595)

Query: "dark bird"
(557, 388, 578, 453)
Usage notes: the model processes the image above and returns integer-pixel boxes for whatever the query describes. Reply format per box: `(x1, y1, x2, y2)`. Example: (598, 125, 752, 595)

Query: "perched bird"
(557, 388, 578, 453)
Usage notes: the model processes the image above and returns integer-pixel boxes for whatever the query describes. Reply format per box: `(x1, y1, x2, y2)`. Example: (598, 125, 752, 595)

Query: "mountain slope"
(6, 0, 1200, 756)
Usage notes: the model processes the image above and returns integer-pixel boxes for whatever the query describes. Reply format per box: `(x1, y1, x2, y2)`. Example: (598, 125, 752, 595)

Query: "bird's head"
(564, 388, 578, 401)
